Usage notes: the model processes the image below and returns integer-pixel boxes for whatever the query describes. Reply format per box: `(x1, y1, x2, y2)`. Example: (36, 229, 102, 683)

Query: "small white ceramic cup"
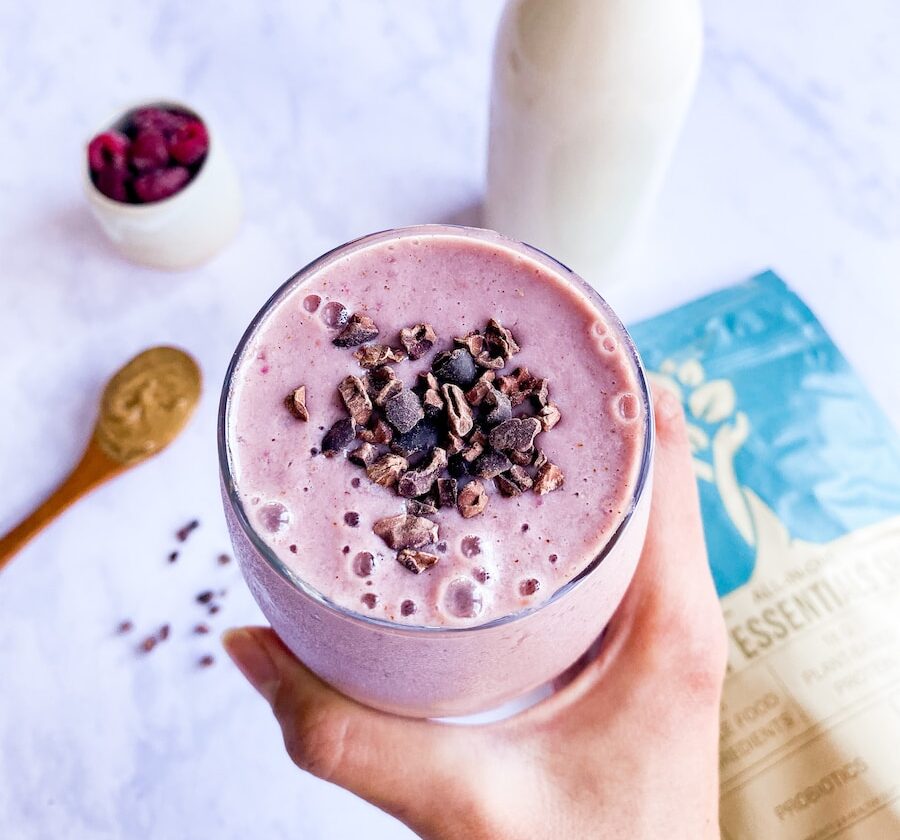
(84, 99, 242, 270)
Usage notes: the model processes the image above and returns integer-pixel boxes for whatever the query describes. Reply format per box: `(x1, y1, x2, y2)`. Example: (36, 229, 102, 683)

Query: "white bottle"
(485, 0, 703, 286)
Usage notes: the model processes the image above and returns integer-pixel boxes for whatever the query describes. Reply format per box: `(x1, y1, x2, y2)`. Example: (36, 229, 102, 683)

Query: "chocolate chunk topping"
(285, 385, 309, 421)
(457, 480, 488, 518)
(338, 375, 373, 425)
(358, 416, 393, 445)
(432, 347, 478, 388)
(473, 450, 513, 479)
(483, 388, 512, 426)
(391, 420, 439, 458)
(533, 462, 565, 495)
(322, 417, 357, 456)
(396, 548, 439, 574)
(332, 313, 380, 347)
(400, 323, 438, 360)
(373, 514, 438, 549)
(353, 344, 407, 368)
(442, 383, 474, 437)
(495, 465, 534, 496)
(538, 402, 562, 431)
(384, 389, 425, 434)
(397, 447, 447, 498)
(465, 371, 496, 406)
(437, 477, 458, 508)
(533, 449, 548, 470)
(406, 498, 437, 516)
(366, 453, 408, 488)
(348, 442, 377, 467)
(489, 417, 541, 453)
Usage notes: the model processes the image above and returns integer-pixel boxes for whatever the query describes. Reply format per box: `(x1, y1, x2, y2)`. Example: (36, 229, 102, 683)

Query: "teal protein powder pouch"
(631, 271, 900, 840)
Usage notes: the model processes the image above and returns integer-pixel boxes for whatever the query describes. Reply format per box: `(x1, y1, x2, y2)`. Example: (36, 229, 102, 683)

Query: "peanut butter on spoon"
(0, 346, 201, 570)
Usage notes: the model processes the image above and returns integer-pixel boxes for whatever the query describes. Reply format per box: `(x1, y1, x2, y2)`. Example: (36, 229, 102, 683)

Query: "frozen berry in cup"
(84, 99, 241, 270)
(86, 104, 210, 205)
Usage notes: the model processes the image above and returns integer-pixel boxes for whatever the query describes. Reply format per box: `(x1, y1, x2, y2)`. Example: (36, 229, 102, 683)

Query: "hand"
(223, 390, 727, 840)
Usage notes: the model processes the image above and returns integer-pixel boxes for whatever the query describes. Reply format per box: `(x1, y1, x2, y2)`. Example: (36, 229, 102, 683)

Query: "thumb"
(223, 627, 488, 835)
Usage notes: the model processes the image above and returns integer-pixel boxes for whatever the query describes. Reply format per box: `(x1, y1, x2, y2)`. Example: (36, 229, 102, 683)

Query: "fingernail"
(222, 628, 279, 703)
(655, 386, 683, 423)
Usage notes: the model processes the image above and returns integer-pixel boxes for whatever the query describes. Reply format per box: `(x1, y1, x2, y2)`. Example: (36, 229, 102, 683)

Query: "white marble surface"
(1, 1, 898, 838)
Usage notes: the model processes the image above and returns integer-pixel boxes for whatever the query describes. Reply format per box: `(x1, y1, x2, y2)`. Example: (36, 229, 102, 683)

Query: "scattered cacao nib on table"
(176, 519, 200, 542)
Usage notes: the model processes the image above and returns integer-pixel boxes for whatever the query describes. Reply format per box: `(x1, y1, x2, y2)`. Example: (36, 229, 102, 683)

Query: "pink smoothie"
(221, 226, 652, 715)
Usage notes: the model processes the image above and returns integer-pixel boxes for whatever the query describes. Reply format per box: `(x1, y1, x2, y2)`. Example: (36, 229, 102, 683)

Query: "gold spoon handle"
(0, 440, 124, 572)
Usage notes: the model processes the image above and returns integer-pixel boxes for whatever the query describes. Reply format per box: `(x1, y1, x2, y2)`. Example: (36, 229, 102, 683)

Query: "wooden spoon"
(0, 346, 201, 571)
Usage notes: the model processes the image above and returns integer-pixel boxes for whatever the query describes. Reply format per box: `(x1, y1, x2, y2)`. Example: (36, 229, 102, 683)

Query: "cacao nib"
(483, 388, 512, 425)
(437, 477, 458, 508)
(473, 450, 512, 479)
(358, 416, 393, 445)
(348, 442, 377, 467)
(332, 313, 380, 347)
(397, 448, 447, 498)
(495, 465, 533, 496)
(285, 385, 309, 421)
(447, 454, 469, 478)
(396, 548, 439, 574)
(484, 318, 520, 360)
(442, 383, 474, 437)
(489, 417, 541, 452)
(338, 375, 373, 425)
(530, 378, 550, 408)
(497, 367, 538, 407)
(422, 388, 444, 419)
(407, 498, 438, 516)
(457, 479, 488, 518)
(366, 453, 408, 488)
(400, 323, 437, 360)
(391, 420, 439, 458)
(538, 402, 562, 431)
(385, 389, 424, 434)
(432, 348, 478, 388)
(373, 514, 438, 549)
(322, 417, 357, 456)
(465, 371, 496, 406)
(533, 462, 565, 495)
(353, 344, 407, 368)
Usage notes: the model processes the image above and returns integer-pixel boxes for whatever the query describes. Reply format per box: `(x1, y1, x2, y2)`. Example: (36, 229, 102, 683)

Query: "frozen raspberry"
(87, 131, 129, 173)
(132, 166, 190, 203)
(130, 107, 190, 137)
(94, 166, 129, 202)
(129, 130, 169, 172)
(168, 120, 209, 166)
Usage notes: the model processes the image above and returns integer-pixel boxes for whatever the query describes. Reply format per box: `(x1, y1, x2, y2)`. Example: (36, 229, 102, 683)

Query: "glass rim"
(217, 224, 655, 636)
